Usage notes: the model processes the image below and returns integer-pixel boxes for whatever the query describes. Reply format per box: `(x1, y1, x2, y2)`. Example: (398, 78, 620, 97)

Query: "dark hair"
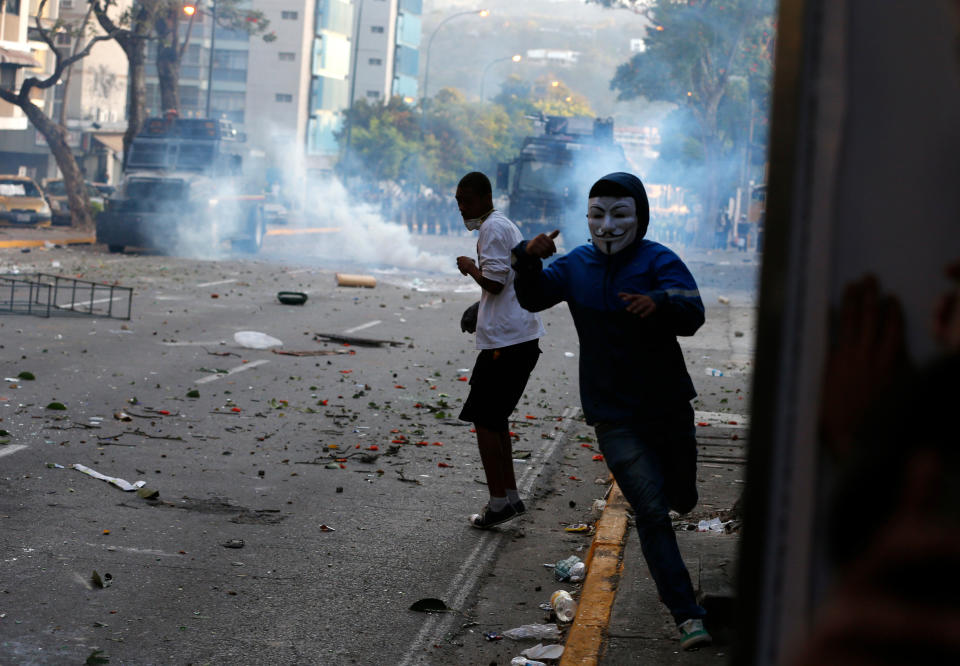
(458, 171, 492, 197)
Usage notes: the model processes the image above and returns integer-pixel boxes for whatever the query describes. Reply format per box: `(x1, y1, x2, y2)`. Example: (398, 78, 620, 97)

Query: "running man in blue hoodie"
(510, 172, 711, 650)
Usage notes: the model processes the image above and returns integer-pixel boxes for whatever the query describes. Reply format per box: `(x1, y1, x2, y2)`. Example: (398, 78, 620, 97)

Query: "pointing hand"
(527, 230, 560, 259)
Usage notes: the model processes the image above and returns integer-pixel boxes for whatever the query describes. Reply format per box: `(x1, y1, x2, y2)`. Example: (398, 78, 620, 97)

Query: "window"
(55, 33, 71, 46)
(368, 57, 382, 66)
(0, 66, 16, 89)
(60, 0, 74, 8)
(281, 10, 298, 19)
(366, 90, 381, 99)
(212, 48, 248, 83)
(276, 93, 293, 103)
(370, 25, 384, 34)
(210, 90, 245, 124)
(5, 0, 19, 15)
(278, 52, 296, 61)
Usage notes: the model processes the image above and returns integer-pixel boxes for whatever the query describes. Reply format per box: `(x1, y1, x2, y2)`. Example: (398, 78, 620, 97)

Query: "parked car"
(0, 175, 51, 227)
(43, 179, 106, 226)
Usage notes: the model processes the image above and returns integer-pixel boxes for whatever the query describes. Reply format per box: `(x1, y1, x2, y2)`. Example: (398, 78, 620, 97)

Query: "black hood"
(589, 172, 651, 239)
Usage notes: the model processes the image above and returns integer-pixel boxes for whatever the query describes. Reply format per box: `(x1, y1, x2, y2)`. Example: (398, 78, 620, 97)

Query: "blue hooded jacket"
(511, 173, 704, 424)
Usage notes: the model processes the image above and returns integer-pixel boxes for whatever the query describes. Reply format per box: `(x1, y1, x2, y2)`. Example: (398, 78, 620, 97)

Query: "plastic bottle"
(705, 367, 724, 376)
(551, 590, 578, 623)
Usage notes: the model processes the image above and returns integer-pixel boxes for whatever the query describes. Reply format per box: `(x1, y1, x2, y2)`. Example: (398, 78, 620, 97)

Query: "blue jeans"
(595, 405, 706, 625)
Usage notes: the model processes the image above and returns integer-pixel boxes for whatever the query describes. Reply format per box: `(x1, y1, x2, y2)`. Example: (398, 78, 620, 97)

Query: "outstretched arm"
(511, 237, 567, 312)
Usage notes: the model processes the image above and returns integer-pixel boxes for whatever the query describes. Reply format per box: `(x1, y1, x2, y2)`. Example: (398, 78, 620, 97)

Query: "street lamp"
(184, 1, 217, 118)
(479, 54, 521, 101)
(422, 8, 489, 104)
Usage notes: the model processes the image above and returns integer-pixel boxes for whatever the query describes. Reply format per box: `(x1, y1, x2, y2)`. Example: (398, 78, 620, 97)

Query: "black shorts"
(459, 339, 541, 432)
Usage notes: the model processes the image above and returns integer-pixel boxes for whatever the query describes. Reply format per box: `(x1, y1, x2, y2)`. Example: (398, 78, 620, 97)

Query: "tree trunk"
(155, 8, 181, 114)
(156, 46, 180, 113)
(22, 102, 92, 230)
(123, 35, 147, 164)
(694, 90, 725, 248)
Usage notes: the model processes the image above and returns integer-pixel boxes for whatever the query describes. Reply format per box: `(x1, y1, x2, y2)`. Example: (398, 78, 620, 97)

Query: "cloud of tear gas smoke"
(251, 121, 453, 273)
(300, 177, 453, 273)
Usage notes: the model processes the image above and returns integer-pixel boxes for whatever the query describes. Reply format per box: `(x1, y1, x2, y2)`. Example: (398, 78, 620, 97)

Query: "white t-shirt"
(474, 211, 545, 350)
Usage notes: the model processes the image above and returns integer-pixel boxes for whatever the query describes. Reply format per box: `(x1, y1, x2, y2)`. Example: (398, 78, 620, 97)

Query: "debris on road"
(552, 555, 585, 583)
(705, 367, 724, 376)
(71, 463, 146, 492)
(335, 273, 377, 288)
(90, 570, 113, 589)
(502, 624, 561, 640)
(551, 590, 577, 623)
(234, 331, 283, 349)
(718, 295, 730, 304)
(314, 332, 406, 348)
(222, 539, 245, 549)
(563, 523, 591, 533)
(523, 642, 565, 660)
(510, 658, 546, 666)
(276, 291, 308, 305)
(272, 348, 352, 357)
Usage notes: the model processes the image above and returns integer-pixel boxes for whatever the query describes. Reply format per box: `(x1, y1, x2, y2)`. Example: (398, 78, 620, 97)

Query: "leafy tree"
(494, 75, 595, 118)
(592, 0, 775, 243)
(0, 0, 117, 229)
(341, 92, 530, 193)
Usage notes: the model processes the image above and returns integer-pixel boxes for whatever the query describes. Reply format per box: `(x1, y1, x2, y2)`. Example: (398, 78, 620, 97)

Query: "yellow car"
(0, 175, 51, 227)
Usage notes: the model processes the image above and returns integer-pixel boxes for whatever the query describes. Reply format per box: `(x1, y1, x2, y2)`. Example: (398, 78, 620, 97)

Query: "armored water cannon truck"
(497, 115, 629, 238)
(96, 117, 266, 255)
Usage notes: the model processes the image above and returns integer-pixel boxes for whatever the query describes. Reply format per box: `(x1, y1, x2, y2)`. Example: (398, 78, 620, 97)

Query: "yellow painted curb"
(560, 480, 630, 666)
(0, 236, 95, 249)
(266, 227, 340, 236)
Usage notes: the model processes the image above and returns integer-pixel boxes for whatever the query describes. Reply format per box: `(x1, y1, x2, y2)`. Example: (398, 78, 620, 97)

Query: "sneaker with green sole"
(678, 618, 712, 650)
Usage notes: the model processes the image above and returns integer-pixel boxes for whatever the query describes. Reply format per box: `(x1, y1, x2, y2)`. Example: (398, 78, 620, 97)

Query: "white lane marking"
(197, 279, 238, 288)
(56, 295, 124, 309)
(343, 320, 381, 335)
(195, 359, 270, 384)
(0, 444, 29, 459)
(84, 543, 180, 558)
(397, 406, 580, 666)
(160, 340, 227, 346)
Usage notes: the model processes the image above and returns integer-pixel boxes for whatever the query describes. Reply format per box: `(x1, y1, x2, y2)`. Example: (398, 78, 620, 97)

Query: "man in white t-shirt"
(455, 172, 545, 529)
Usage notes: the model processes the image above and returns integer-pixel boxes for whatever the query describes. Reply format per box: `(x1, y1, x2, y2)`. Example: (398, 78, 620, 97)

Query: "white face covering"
(463, 208, 494, 232)
(587, 196, 638, 255)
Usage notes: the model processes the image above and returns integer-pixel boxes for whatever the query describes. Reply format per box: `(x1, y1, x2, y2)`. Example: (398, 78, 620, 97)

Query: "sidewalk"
(563, 415, 745, 665)
(0, 225, 95, 249)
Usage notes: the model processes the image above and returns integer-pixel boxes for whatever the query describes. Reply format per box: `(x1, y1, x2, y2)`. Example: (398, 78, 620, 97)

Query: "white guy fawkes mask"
(587, 196, 638, 255)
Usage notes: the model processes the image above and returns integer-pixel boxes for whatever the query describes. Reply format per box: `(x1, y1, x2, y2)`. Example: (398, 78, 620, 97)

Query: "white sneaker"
(678, 618, 712, 650)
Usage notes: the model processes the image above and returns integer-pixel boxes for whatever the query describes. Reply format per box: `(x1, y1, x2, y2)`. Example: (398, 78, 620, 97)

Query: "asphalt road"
(0, 229, 758, 665)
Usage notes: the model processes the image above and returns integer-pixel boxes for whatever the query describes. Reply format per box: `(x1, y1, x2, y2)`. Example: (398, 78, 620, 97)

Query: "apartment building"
(0, 0, 56, 175)
(0, 0, 127, 181)
(352, 0, 421, 105)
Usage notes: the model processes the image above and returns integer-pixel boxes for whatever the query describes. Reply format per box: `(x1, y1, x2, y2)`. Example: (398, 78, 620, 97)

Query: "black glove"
(461, 301, 479, 333)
